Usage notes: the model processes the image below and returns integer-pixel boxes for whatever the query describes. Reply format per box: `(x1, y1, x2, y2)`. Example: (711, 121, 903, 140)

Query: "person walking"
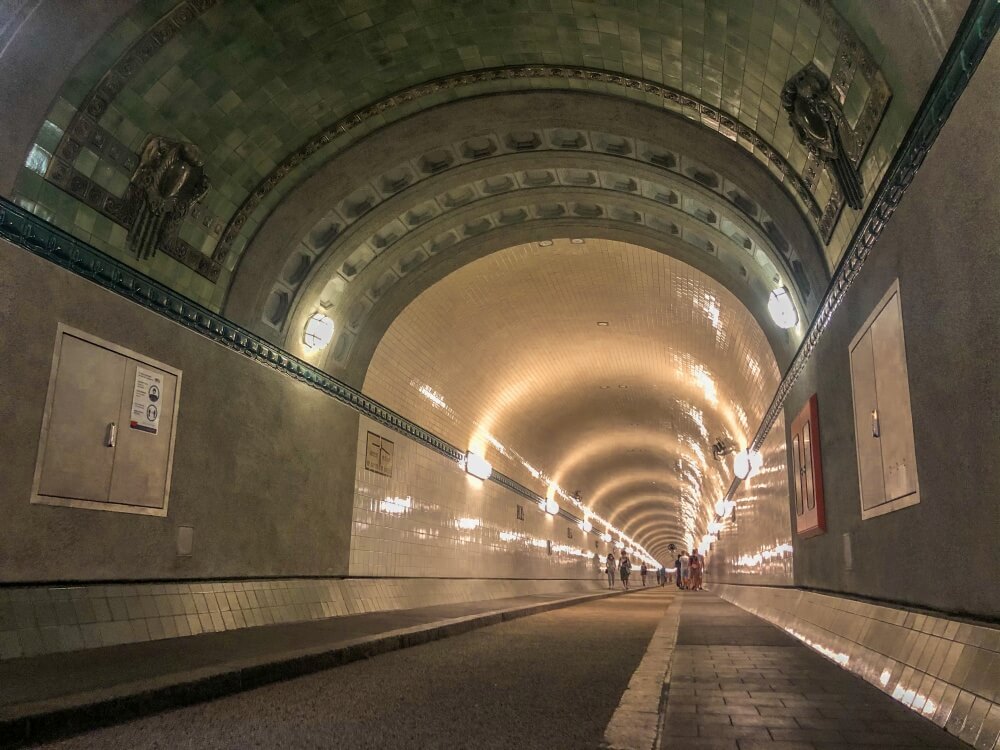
(640, 561, 648, 587)
(689, 551, 702, 591)
(680, 551, 690, 590)
(619, 553, 631, 590)
(606, 552, 616, 589)
(674, 555, 683, 589)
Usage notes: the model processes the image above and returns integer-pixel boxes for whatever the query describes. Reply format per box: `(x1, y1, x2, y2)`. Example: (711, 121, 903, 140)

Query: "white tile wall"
(360, 238, 783, 564)
(707, 412, 795, 586)
(351, 415, 602, 579)
(0, 576, 609, 661)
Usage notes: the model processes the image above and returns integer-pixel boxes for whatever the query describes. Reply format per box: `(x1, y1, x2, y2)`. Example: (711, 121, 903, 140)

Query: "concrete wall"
(0, 238, 359, 582)
(782, 39, 1000, 620)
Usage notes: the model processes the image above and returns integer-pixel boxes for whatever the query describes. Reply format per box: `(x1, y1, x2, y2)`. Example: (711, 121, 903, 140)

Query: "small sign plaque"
(364, 431, 394, 477)
(130, 366, 163, 434)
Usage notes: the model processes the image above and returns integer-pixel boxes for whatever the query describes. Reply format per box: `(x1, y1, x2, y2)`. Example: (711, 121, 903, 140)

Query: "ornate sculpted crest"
(782, 64, 865, 210)
(126, 136, 209, 260)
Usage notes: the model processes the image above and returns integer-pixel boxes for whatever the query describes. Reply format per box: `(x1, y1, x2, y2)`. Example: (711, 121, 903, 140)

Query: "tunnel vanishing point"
(0, 1, 998, 748)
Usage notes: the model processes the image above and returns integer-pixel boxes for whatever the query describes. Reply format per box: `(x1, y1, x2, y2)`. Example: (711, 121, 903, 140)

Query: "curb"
(0, 588, 642, 747)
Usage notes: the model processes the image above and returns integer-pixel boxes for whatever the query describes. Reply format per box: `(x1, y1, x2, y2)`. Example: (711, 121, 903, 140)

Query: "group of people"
(604, 552, 674, 590)
(603, 550, 705, 591)
(673, 550, 705, 591)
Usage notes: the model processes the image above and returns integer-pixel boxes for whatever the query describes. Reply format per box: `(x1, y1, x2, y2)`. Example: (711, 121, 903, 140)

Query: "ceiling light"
(538, 240, 553, 247)
(600, 385, 610, 390)
(596, 321, 609, 326)
(768, 286, 799, 329)
(618, 384, 628, 389)
(545, 498, 559, 515)
(570, 238, 585, 244)
(303, 313, 335, 350)
(602, 532, 612, 543)
(465, 451, 493, 481)
(581, 519, 593, 533)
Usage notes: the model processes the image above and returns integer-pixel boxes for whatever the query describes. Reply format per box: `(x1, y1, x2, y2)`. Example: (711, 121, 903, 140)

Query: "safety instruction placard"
(130, 366, 163, 434)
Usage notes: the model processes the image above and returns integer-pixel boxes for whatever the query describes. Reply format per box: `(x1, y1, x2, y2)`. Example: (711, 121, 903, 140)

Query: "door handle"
(105, 422, 117, 448)
(871, 409, 880, 438)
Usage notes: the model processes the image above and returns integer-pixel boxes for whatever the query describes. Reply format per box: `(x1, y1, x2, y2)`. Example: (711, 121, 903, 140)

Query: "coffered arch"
(228, 91, 825, 387)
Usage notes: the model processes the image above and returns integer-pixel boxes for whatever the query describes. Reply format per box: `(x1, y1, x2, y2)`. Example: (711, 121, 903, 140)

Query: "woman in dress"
(689, 552, 703, 591)
(619, 553, 631, 590)
(606, 552, 616, 589)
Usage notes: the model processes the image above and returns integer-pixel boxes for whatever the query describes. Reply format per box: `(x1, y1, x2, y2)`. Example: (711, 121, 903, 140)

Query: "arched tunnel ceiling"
(361, 238, 782, 563)
(231, 91, 824, 383)
(12, 0, 924, 316)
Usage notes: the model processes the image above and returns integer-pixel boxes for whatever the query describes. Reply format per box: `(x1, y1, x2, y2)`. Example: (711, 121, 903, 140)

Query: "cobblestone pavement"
(659, 594, 966, 749)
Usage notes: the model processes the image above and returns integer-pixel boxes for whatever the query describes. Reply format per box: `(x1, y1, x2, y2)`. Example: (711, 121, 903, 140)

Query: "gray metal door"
(37, 334, 126, 502)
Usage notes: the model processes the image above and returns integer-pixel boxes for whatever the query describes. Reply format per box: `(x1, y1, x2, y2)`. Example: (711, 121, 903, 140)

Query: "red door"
(791, 394, 826, 537)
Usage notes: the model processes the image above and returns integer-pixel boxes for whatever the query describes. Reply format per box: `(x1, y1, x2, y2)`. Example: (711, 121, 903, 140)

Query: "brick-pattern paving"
(660, 595, 967, 749)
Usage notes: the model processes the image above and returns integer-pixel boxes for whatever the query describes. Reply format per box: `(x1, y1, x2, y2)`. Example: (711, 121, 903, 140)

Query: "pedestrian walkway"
(0, 587, 640, 747)
(27, 588, 674, 749)
(659, 594, 967, 749)
(1, 589, 974, 749)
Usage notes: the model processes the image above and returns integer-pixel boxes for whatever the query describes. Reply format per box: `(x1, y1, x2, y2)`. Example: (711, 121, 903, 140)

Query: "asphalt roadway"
(37, 587, 674, 749)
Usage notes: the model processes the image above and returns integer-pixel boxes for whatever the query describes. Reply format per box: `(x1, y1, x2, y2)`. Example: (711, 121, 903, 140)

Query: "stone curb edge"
(0, 588, 639, 747)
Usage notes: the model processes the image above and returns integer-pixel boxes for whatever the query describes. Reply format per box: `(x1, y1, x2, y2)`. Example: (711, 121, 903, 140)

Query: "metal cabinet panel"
(870, 292, 919, 504)
(850, 329, 887, 511)
(108, 359, 178, 508)
(849, 280, 920, 519)
(32, 325, 181, 517)
(36, 334, 126, 503)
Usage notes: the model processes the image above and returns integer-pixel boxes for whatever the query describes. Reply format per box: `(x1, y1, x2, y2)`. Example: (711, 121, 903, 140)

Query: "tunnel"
(0, 1, 998, 748)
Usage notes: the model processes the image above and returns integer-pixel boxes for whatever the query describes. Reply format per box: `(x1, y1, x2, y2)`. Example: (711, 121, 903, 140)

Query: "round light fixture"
(596, 321, 609, 327)
(733, 449, 763, 480)
(303, 313, 335, 350)
(570, 238, 585, 244)
(545, 498, 559, 515)
(602, 532, 612, 543)
(581, 519, 593, 533)
(767, 287, 799, 329)
(538, 240, 553, 247)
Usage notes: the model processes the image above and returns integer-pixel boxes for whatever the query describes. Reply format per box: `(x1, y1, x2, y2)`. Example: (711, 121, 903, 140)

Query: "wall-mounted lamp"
(544, 498, 559, 515)
(733, 449, 763, 480)
(303, 313, 335, 350)
(715, 499, 736, 518)
(581, 519, 593, 534)
(465, 452, 493, 481)
(768, 286, 798, 329)
(602, 532, 612, 543)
